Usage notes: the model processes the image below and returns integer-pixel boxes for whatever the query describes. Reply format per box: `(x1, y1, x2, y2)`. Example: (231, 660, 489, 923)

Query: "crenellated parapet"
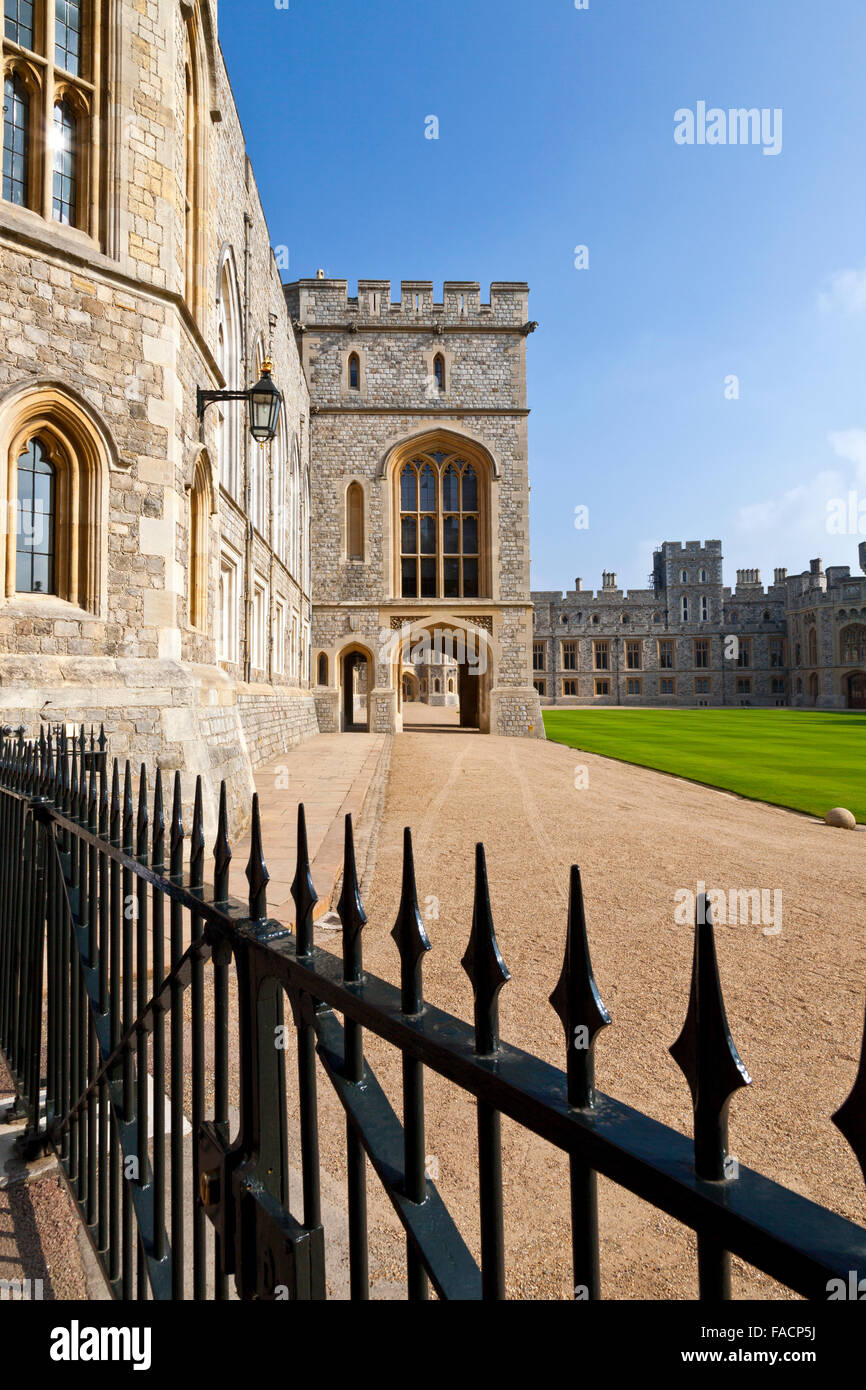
(284, 278, 532, 330)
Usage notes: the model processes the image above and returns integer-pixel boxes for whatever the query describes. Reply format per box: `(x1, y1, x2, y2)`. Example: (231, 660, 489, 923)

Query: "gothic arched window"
(347, 482, 364, 560)
(216, 255, 242, 497)
(189, 453, 212, 630)
(317, 653, 328, 686)
(841, 624, 866, 664)
(433, 354, 445, 392)
(398, 449, 483, 599)
(16, 439, 55, 594)
(807, 627, 818, 666)
(348, 353, 360, 391)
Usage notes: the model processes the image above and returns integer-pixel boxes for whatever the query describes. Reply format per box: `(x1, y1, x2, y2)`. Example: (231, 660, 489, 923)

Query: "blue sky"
(219, 0, 866, 594)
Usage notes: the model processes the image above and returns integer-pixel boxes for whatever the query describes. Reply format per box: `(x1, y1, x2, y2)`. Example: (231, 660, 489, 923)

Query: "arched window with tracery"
(347, 481, 364, 560)
(841, 624, 866, 664)
(398, 447, 484, 599)
(16, 438, 55, 593)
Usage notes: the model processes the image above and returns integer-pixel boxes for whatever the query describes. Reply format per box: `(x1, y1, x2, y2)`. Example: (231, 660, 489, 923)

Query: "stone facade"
(285, 276, 545, 738)
(532, 541, 866, 710)
(0, 1, 314, 835)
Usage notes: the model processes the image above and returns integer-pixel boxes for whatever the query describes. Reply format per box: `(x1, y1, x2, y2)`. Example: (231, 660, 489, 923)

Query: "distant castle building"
(531, 541, 866, 710)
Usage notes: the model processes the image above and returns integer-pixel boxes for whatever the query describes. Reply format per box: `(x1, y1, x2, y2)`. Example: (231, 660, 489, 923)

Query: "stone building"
(285, 276, 544, 738)
(0, 2, 543, 835)
(0, 0, 314, 832)
(532, 540, 866, 710)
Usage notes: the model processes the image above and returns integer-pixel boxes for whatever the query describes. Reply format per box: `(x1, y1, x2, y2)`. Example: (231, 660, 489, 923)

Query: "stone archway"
(339, 643, 372, 731)
(846, 671, 866, 709)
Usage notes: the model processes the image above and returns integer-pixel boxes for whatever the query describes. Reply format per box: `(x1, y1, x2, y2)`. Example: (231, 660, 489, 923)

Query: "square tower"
(285, 276, 544, 736)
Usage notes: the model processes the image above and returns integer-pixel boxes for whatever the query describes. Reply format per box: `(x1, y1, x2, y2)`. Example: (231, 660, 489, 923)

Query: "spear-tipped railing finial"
(391, 827, 431, 1016)
(550, 865, 612, 1109)
(337, 814, 367, 982)
(291, 802, 318, 958)
(670, 894, 752, 1180)
(245, 793, 270, 923)
(461, 843, 510, 1056)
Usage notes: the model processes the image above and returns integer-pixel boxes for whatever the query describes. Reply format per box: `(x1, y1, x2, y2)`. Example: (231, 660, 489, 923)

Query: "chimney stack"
(774, 567, 787, 585)
(602, 571, 617, 591)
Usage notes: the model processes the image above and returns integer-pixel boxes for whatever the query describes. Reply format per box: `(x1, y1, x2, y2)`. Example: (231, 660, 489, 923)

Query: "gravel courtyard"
(350, 729, 866, 1299)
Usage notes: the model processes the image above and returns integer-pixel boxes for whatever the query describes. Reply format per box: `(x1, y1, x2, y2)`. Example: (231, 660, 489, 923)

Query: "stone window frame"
(532, 641, 545, 671)
(215, 248, 243, 500)
(421, 346, 454, 402)
(694, 637, 710, 669)
(272, 594, 287, 676)
(625, 677, 641, 696)
(0, 382, 114, 615)
(250, 570, 269, 676)
(593, 677, 610, 697)
(218, 543, 241, 665)
(625, 639, 641, 670)
(344, 478, 366, 563)
(561, 639, 576, 670)
(592, 639, 610, 671)
(1, 2, 100, 240)
(737, 637, 752, 669)
(316, 651, 329, 687)
(563, 678, 578, 696)
(186, 446, 215, 632)
(658, 638, 675, 669)
(840, 623, 866, 665)
(736, 677, 752, 696)
(694, 677, 711, 695)
(339, 346, 368, 399)
(659, 676, 677, 696)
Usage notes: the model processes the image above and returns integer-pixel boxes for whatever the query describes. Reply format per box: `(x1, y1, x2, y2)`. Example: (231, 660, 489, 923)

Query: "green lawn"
(542, 709, 866, 822)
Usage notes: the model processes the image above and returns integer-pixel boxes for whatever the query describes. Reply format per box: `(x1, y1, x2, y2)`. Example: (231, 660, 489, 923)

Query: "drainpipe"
(242, 203, 253, 684)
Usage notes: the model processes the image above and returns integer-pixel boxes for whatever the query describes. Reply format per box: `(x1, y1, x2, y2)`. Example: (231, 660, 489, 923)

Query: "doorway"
(847, 672, 866, 709)
(341, 650, 370, 731)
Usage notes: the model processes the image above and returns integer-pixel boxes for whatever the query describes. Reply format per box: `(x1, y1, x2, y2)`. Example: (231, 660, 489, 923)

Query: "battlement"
(284, 277, 531, 329)
(660, 540, 723, 557)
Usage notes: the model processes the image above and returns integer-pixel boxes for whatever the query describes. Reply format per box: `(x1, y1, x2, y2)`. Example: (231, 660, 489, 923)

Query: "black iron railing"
(1, 726, 865, 1300)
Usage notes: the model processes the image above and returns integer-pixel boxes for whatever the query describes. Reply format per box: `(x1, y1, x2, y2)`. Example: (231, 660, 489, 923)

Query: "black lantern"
(197, 356, 283, 445)
(248, 358, 282, 445)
